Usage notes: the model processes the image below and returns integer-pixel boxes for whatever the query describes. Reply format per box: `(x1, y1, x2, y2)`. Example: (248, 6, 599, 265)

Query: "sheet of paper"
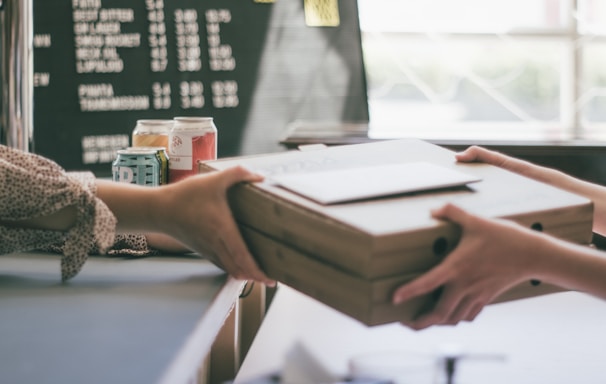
(271, 162, 482, 204)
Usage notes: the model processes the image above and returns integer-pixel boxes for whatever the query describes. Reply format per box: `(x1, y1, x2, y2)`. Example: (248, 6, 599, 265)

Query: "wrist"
(516, 229, 557, 283)
(527, 231, 588, 288)
(145, 185, 171, 234)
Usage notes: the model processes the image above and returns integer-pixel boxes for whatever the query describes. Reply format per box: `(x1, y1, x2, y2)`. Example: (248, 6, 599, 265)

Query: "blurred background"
(3, 0, 606, 181)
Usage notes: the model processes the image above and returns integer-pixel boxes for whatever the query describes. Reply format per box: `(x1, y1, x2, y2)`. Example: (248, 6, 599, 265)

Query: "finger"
(409, 287, 466, 329)
(217, 166, 264, 188)
(213, 214, 276, 286)
(454, 146, 507, 166)
(220, 237, 275, 286)
(392, 266, 449, 305)
(463, 302, 485, 322)
(455, 146, 538, 177)
(454, 146, 490, 163)
(216, 240, 276, 287)
(444, 295, 478, 325)
(216, 233, 262, 279)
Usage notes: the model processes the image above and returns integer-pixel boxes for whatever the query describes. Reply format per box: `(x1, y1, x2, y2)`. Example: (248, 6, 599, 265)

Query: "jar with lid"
(132, 119, 173, 149)
(168, 116, 217, 183)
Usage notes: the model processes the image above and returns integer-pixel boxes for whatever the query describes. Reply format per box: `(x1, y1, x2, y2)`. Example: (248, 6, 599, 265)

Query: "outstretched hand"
(456, 145, 606, 235)
(392, 203, 545, 330)
(159, 166, 275, 286)
(99, 166, 276, 286)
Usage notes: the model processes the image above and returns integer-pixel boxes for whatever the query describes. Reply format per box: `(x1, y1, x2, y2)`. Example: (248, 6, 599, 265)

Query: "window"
(358, 0, 606, 142)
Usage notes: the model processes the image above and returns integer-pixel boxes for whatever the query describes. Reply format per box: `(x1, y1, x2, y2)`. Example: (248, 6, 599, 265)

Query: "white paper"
(271, 162, 481, 204)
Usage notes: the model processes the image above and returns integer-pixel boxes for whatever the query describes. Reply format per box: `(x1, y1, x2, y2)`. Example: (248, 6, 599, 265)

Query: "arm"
(96, 166, 275, 286)
(456, 146, 606, 235)
(0, 205, 77, 231)
(0, 141, 272, 284)
(392, 204, 606, 330)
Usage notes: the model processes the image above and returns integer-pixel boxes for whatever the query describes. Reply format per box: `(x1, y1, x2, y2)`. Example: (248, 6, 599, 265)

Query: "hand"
(98, 167, 275, 286)
(392, 203, 546, 330)
(157, 166, 276, 286)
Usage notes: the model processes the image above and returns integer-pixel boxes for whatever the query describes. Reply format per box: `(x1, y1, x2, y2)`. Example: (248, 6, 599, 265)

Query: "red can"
(168, 116, 217, 183)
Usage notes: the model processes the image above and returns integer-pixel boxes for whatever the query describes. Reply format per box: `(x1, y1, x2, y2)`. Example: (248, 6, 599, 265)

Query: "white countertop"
(236, 285, 606, 384)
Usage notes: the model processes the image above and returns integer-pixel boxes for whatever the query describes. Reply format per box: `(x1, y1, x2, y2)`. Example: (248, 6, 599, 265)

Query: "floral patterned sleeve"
(0, 145, 155, 281)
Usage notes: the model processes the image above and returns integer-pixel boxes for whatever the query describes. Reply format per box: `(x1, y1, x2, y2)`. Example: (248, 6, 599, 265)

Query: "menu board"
(31, 0, 369, 176)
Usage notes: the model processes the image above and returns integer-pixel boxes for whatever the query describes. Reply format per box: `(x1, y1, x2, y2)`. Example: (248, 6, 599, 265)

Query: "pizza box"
(199, 139, 593, 280)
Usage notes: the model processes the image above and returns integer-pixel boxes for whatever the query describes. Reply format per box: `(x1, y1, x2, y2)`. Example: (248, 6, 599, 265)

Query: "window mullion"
(561, 0, 580, 139)
(572, 0, 582, 139)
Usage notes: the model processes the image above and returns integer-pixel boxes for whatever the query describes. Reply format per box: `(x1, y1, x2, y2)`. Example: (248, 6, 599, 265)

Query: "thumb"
(431, 203, 476, 228)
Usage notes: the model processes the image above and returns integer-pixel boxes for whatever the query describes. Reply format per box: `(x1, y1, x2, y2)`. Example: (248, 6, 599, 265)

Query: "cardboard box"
(239, 224, 564, 325)
(200, 139, 594, 325)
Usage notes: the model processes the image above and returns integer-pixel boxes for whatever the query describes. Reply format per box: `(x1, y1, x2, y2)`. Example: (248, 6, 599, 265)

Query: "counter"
(236, 285, 606, 383)
(0, 251, 244, 384)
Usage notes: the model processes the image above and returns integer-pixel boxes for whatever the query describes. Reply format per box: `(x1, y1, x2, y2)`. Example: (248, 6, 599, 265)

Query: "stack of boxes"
(200, 139, 593, 326)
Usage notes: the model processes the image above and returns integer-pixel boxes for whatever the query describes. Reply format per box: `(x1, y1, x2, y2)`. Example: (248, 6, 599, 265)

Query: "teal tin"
(112, 148, 163, 186)
(132, 146, 169, 185)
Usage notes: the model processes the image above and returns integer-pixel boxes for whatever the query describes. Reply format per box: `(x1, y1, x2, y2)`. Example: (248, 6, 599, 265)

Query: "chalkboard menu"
(31, 0, 368, 176)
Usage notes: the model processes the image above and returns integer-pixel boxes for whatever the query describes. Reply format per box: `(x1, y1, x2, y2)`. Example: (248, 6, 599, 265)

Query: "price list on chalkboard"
(32, 0, 368, 176)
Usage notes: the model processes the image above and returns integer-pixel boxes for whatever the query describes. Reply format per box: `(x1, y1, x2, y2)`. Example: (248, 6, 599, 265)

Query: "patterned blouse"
(0, 145, 154, 281)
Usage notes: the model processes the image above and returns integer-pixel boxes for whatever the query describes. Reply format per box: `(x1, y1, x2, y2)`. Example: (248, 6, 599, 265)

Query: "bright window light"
(358, 0, 606, 142)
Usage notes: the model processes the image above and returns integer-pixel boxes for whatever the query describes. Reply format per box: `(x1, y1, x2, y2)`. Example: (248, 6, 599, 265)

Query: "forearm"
(456, 147, 606, 234)
(0, 205, 78, 231)
(547, 172, 606, 235)
(562, 179, 606, 235)
(0, 179, 160, 242)
(95, 180, 163, 233)
(534, 234, 606, 300)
